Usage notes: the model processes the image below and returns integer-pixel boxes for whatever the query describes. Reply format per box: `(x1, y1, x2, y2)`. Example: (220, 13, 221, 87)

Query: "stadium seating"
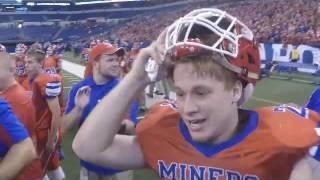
(12, 14, 45, 22)
(0, 27, 19, 41)
(0, 15, 11, 23)
(23, 25, 60, 42)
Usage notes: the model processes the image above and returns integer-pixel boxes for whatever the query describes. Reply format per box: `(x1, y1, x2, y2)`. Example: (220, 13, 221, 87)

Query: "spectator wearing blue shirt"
(0, 98, 36, 179)
(62, 43, 138, 180)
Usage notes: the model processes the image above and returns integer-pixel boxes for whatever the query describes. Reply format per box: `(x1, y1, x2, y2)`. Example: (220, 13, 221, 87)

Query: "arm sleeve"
(44, 80, 62, 99)
(306, 88, 320, 113)
(64, 86, 77, 114)
(0, 100, 29, 145)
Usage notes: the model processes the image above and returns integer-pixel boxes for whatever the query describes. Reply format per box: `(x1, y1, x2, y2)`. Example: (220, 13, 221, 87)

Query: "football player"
(0, 52, 42, 179)
(43, 45, 62, 75)
(0, 98, 36, 179)
(73, 8, 320, 179)
(25, 47, 65, 179)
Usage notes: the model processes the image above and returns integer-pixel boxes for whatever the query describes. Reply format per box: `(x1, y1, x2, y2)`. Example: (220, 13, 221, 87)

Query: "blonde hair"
(167, 53, 239, 90)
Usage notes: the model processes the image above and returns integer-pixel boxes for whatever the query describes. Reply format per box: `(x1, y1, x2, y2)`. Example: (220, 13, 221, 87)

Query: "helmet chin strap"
(237, 83, 254, 106)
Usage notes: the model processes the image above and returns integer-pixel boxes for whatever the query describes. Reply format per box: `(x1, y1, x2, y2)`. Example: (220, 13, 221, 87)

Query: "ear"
(93, 60, 100, 68)
(232, 80, 243, 104)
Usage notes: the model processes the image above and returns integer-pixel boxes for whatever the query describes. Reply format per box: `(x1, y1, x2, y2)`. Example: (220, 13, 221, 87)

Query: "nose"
(181, 95, 199, 116)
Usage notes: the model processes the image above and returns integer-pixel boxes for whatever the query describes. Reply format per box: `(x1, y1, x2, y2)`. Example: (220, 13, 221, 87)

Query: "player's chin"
(189, 129, 211, 143)
(110, 70, 120, 77)
(105, 72, 119, 78)
(189, 131, 212, 144)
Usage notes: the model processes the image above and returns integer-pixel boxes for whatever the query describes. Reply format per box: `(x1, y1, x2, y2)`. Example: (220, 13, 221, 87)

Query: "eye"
(175, 90, 184, 97)
(196, 91, 206, 96)
(194, 88, 210, 96)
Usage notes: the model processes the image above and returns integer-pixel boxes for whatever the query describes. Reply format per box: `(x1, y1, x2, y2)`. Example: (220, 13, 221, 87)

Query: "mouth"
(187, 118, 206, 131)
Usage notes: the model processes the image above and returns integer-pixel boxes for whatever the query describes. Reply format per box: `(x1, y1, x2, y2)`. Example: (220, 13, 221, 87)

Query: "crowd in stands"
(228, 0, 320, 45)
(88, 0, 320, 48)
(1, 0, 320, 53)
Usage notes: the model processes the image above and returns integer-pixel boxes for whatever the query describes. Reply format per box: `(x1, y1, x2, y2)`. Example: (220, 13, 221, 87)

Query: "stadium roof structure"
(0, 0, 184, 11)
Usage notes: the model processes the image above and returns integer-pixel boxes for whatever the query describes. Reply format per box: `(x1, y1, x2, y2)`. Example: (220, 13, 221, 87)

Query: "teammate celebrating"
(73, 8, 320, 179)
(25, 47, 65, 179)
(0, 52, 42, 179)
(0, 98, 37, 179)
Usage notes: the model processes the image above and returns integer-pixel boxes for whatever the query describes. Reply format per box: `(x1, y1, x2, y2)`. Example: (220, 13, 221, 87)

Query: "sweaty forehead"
(173, 62, 217, 80)
(173, 64, 220, 88)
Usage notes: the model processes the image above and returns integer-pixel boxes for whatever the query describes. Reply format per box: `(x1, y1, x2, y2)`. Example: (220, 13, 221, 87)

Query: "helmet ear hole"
(247, 53, 255, 64)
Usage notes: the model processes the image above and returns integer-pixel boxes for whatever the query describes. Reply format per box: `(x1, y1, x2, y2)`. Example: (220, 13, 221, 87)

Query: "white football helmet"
(164, 8, 260, 84)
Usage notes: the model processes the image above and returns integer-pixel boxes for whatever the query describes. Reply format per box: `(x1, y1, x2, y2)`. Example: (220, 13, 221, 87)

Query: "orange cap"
(89, 43, 124, 62)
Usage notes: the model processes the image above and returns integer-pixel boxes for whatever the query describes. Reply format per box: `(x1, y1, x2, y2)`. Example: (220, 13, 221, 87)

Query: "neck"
(93, 72, 112, 85)
(211, 108, 245, 145)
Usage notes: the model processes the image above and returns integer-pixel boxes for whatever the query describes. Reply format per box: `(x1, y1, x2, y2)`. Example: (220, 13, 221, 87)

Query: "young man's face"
(96, 54, 121, 78)
(25, 56, 42, 77)
(174, 62, 237, 144)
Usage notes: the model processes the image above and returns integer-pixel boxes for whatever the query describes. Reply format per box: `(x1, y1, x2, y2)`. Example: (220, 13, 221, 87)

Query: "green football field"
(60, 67, 318, 180)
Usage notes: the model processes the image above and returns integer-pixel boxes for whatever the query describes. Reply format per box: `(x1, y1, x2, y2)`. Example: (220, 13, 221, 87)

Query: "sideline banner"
(259, 43, 320, 73)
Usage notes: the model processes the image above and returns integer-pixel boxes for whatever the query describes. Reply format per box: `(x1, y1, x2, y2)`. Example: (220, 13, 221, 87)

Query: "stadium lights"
(75, 0, 145, 5)
(17, 23, 23, 29)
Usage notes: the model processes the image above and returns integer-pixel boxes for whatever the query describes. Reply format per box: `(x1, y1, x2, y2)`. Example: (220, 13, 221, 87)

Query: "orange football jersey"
(137, 101, 320, 180)
(43, 56, 61, 74)
(30, 73, 64, 171)
(31, 73, 64, 130)
(0, 83, 42, 180)
(16, 75, 30, 91)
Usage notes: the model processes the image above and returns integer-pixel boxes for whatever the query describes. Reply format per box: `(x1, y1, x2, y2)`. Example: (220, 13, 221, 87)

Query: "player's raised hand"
(75, 86, 91, 110)
(129, 28, 168, 83)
